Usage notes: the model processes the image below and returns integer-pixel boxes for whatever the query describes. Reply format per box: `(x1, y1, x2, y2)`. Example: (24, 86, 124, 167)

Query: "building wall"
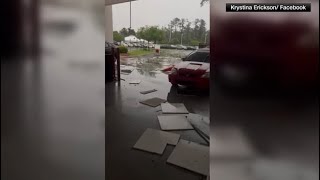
(105, 5, 113, 42)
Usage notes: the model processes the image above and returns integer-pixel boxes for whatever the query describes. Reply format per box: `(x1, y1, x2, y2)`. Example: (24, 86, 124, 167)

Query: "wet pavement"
(106, 51, 210, 179)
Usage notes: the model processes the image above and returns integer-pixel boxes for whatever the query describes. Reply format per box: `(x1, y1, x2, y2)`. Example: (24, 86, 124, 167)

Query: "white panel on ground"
(140, 89, 157, 94)
(161, 103, 189, 114)
(133, 128, 180, 154)
(167, 140, 209, 176)
(139, 98, 167, 107)
(158, 115, 193, 130)
(129, 80, 141, 84)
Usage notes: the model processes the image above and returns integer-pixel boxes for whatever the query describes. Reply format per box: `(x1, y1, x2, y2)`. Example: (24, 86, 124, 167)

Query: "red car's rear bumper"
(169, 74, 209, 90)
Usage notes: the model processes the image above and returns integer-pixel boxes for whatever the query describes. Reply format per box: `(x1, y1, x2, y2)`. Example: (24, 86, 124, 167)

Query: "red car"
(168, 48, 210, 90)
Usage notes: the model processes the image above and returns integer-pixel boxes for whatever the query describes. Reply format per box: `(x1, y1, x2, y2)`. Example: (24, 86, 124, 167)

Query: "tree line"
(113, 18, 209, 46)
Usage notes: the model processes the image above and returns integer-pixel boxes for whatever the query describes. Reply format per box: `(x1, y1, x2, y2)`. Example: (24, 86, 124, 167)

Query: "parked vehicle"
(170, 45, 177, 49)
(186, 46, 197, 50)
(113, 41, 120, 46)
(127, 43, 134, 47)
(122, 42, 128, 47)
(168, 48, 210, 90)
(177, 45, 187, 50)
(160, 44, 176, 49)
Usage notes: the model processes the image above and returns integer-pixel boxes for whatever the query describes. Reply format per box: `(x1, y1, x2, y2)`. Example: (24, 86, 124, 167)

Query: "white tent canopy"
(124, 35, 140, 43)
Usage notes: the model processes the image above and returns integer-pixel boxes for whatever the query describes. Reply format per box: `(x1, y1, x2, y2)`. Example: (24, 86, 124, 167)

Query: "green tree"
(184, 20, 192, 45)
(128, 28, 136, 36)
(190, 40, 200, 46)
(119, 28, 128, 37)
(199, 19, 207, 42)
(137, 26, 164, 44)
(119, 28, 136, 37)
(113, 31, 124, 42)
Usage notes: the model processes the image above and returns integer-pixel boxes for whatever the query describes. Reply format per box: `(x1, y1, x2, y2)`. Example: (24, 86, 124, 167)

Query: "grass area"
(128, 49, 153, 57)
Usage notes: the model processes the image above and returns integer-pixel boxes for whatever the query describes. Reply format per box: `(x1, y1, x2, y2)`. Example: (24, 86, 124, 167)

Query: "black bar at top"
(226, 3, 311, 12)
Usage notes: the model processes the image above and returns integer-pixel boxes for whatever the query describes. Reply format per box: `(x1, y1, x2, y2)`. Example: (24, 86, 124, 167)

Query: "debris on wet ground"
(120, 65, 135, 75)
(192, 125, 210, 145)
(149, 70, 161, 74)
(133, 128, 180, 155)
(157, 115, 194, 131)
(140, 89, 157, 94)
(167, 139, 209, 176)
(161, 103, 189, 114)
(114, 49, 210, 178)
(139, 97, 167, 107)
(187, 113, 210, 138)
(121, 69, 133, 74)
(129, 80, 142, 84)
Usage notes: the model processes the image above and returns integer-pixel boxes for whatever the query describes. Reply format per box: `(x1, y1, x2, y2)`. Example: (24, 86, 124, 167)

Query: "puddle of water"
(120, 50, 192, 76)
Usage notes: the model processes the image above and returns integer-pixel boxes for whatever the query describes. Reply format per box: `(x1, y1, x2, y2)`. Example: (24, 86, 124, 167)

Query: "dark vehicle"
(187, 46, 197, 50)
(168, 48, 210, 90)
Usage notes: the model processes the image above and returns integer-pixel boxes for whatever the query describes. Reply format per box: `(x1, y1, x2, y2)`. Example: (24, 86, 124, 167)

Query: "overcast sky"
(112, 0, 209, 31)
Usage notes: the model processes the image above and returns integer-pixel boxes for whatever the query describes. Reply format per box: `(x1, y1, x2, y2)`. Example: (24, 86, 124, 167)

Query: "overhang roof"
(105, 0, 136, 6)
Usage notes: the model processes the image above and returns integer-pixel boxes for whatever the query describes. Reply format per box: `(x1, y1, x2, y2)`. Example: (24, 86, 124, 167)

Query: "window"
(186, 52, 209, 63)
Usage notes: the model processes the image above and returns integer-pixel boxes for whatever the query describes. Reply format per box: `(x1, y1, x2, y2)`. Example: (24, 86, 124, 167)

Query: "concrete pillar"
(105, 5, 113, 42)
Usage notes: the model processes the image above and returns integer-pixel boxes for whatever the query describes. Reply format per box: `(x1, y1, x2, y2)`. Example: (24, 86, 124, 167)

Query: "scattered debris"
(140, 97, 167, 107)
(161, 103, 189, 114)
(192, 125, 209, 144)
(121, 69, 133, 73)
(149, 70, 161, 74)
(133, 128, 180, 155)
(121, 72, 131, 75)
(129, 80, 142, 84)
(187, 113, 209, 138)
(120, 66, 135, 75)
(140, 89, 157, 94)
(157, 115, 194, 130)
(167, 139, 209, 176)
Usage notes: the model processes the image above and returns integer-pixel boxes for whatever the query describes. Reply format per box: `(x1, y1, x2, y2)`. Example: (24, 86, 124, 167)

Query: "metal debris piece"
(139, 98, 167, 107)
(140, 89, 157, 94)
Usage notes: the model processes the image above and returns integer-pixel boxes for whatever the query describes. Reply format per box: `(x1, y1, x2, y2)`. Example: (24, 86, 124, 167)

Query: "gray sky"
(112, 0, 209, 31)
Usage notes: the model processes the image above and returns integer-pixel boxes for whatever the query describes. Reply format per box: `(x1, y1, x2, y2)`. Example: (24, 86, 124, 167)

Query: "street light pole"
(129, 0, 132, 29)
